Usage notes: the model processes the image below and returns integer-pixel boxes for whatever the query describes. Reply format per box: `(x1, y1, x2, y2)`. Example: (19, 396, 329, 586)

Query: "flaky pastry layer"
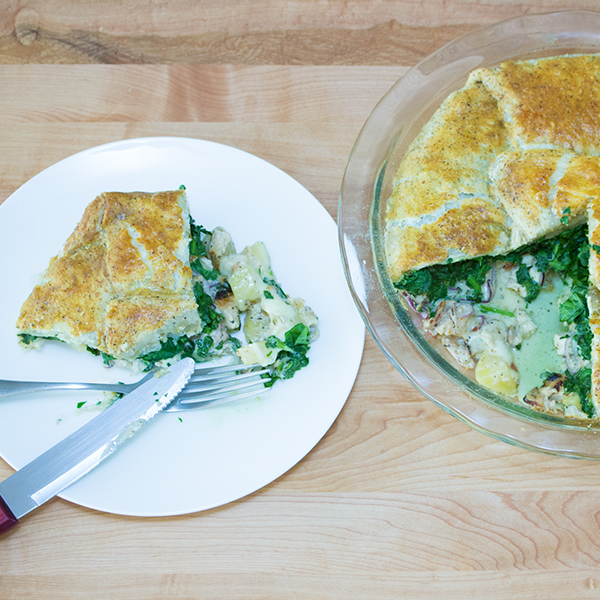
(385, 53, 600, 281)
(16, 190, 203, 364)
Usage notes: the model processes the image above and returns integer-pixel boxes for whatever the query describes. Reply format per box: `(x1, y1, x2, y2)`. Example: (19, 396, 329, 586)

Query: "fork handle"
(0, 380, 65, 398)
(0, 380, 126, 399)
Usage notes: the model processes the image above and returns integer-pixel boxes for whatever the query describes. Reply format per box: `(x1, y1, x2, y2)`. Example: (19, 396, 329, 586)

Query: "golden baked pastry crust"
(385, 53, 600, 282)
(385, 79, 511, 279)
(16, 190, 203, 363)
(473, 54, 600, 153)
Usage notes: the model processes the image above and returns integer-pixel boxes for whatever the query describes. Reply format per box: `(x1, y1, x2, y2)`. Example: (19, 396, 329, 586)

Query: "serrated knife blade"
(0, 357, 195, 534)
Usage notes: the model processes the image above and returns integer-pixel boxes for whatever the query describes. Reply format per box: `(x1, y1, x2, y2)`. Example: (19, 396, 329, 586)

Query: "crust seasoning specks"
(16, 190, 203, 365)
(385, 53, 600, 282)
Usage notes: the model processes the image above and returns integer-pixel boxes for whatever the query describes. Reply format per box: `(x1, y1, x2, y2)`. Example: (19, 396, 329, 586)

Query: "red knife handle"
(0, 495, 18, 534)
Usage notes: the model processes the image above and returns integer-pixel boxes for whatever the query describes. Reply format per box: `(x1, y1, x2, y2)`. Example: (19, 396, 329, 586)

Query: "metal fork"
(0, 363, 271, 412)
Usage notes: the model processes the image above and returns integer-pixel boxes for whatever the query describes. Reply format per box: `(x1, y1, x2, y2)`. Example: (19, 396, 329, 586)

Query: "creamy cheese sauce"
(409, 260, 577, 410)
(511, 277, 568, 397)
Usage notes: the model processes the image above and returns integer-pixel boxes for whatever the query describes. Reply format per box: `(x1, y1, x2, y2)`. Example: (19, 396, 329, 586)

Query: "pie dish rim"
(339, 9, 600, 458)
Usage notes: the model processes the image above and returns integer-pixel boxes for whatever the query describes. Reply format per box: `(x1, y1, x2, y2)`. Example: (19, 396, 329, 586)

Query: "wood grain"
(2, 1, 597, 65)
(3, 2, 600, 599)
(0, 65, 402, 211)
(5, 490, 600, 571)
(0, 65, 403, 124)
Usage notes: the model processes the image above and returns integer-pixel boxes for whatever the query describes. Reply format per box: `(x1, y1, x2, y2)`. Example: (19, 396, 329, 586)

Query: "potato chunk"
(475, 352, 519, 395)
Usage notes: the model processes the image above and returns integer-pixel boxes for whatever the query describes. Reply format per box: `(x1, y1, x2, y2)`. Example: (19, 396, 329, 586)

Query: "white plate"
(0, 137, 365, 516)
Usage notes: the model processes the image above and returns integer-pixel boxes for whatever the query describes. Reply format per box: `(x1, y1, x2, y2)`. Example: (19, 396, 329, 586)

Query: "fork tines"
(164, 363, 271, 412)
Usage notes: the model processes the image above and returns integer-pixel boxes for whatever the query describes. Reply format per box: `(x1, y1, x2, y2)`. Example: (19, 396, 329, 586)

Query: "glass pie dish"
(339, 9, 600, 459)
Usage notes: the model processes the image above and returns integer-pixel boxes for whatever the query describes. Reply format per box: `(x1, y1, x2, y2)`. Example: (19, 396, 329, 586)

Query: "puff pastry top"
(385, 53, 600, 281)
(16, 190, 203, 364)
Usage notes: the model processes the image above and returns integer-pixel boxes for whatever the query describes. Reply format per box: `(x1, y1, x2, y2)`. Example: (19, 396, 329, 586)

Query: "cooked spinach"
(559, 288, 587, 324)
(140, 335, 195, 366)
(564, 367, 594, 418)
(86, 346, 116, 367)
(19, 334, 61, 345)
(263, 277, 287, 299)
(480, 305, 514, 318)
(193, 335, 214, 359)
(189, 217, 211, 258)
(514, 261, 542, 302)
(263, 323, 311, 387)
(193, 282, 223, 334)
(395, 256, 492, 304)
(191, 257, 220, 280)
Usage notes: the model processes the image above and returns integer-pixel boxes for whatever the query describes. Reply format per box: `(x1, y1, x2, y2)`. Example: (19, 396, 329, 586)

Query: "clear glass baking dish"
(339, 9, 600, 458)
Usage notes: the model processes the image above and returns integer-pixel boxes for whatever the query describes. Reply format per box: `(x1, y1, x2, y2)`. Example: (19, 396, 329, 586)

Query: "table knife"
(0, 357, 195, 534)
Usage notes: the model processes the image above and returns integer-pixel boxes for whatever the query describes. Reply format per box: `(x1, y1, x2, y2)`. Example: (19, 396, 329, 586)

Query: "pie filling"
(396, 224, 597, 418)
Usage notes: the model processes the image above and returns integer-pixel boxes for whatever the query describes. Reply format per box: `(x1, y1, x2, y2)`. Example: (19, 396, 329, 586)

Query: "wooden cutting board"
(2, 2, 600, 598)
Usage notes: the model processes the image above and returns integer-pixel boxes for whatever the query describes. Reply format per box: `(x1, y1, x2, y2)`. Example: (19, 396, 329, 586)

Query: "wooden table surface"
(3, 1, 600, 598)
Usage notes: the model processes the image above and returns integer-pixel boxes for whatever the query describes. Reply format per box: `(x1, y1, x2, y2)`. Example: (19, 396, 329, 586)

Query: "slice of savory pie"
(16, 189, 204, 367)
